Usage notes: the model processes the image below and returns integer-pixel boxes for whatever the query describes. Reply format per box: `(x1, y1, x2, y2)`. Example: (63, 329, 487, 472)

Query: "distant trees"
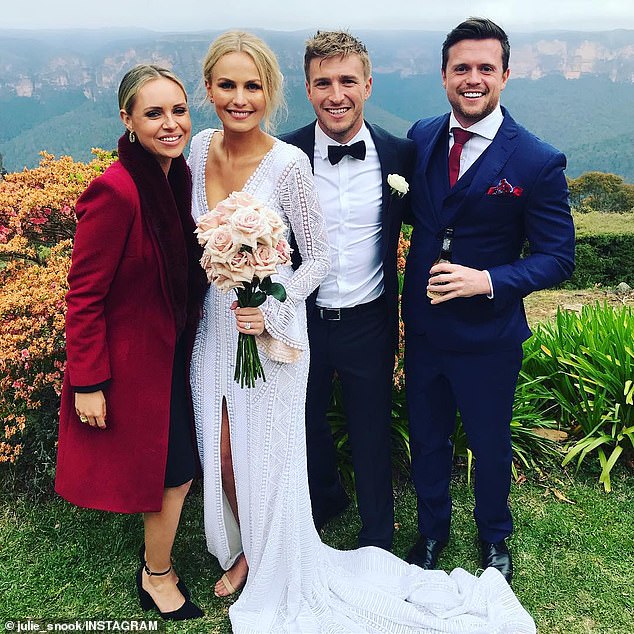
(568, 171, 634, 213)
(565, 172, 634, 289)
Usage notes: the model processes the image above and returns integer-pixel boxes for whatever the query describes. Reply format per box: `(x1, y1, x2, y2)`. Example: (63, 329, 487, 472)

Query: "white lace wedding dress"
(189, 128, 536, 634)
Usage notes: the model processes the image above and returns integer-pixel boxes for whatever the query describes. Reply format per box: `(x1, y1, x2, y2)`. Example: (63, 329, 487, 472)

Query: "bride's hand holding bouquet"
(195, 190, 292, 388)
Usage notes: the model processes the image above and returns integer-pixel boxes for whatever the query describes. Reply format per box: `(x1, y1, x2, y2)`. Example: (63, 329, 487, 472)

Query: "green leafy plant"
(567, 232, 634, 288)
(525, 304, 634, 491)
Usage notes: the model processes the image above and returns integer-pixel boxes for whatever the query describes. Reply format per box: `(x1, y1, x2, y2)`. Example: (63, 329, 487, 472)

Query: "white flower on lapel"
(387, 173, 409, 198)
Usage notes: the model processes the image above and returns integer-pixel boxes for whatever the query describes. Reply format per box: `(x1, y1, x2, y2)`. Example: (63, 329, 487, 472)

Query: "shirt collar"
(449, 104, 504, 141)
(314, 121, 372, 161)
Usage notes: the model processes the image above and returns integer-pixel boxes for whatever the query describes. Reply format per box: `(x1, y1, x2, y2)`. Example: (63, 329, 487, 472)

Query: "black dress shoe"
(313, 494, 350, 533)
(136, 566, 203, 621)
(480, 539, 513, 583)
(406, 535, 447, 570)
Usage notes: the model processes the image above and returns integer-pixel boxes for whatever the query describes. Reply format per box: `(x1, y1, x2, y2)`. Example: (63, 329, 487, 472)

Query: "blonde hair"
(118, 64, 187, 114)
(304, 31, 371, 82)
(201, 31, 286, 133)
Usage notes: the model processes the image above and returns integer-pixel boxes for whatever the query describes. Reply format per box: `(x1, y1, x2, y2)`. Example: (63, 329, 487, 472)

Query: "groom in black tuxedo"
(283, 31, 414, 550)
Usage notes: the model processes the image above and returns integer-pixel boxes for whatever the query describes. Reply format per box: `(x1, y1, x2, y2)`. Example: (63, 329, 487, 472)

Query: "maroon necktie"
(448, 128, 473, 187)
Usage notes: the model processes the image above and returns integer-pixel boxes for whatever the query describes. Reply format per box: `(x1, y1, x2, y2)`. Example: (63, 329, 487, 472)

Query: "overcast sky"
(2, 0, 633, 32)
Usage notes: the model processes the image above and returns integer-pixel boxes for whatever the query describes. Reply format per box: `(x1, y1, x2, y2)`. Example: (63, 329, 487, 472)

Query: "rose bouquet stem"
(234, 281, 266, 388)
(234, 331, 265, 388)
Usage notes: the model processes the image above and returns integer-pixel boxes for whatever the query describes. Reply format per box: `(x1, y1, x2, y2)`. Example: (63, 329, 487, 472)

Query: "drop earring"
(129, 130, 136, 143)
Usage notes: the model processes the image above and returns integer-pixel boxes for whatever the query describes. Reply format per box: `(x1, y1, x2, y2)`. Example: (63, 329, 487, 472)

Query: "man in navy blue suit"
(403, 18, 575, 581)
(282, 31, 414, 550)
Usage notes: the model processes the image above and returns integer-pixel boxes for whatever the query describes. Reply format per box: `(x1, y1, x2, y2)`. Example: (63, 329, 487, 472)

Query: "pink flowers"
(195, 190, 291, 292)
(204, 226, 235, 261)
(230, 207, 268, 249)
(252, 245, 280, 277)
(195, 191, 292, 388)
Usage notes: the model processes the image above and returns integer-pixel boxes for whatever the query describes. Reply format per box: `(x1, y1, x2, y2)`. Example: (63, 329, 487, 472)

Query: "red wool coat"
(55, 148, 203, 513)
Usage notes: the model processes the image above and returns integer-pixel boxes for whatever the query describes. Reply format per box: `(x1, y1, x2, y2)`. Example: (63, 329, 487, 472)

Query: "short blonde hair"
(201, 31, 286, 133)
(304, 31, 372, 82)
(118, 64, 187, 114)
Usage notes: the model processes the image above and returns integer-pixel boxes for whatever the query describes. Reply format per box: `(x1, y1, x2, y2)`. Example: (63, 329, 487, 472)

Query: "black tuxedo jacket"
(281, 122, 415, 350)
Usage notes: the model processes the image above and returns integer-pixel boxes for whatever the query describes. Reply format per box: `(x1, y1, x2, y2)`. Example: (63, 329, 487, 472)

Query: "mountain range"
(0, 28, 633, 181)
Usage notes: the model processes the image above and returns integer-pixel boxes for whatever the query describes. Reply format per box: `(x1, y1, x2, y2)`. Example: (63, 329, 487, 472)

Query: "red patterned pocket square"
(487, 179, 523, 197)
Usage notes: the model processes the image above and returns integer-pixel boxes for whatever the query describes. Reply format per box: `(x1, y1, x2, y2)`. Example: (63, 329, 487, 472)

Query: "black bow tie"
(327, 140, 366, 165)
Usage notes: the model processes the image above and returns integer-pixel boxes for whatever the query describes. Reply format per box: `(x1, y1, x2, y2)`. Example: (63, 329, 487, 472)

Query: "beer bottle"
(427, 227, 453, 299)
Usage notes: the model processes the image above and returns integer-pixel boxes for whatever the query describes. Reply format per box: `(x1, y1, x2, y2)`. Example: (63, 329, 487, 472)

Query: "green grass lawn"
(1, 469, 633, 633)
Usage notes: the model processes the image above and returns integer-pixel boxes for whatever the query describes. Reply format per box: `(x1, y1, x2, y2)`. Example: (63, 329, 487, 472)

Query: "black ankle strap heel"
(138, 543, 191, 600)
(135, 566, 203, 621)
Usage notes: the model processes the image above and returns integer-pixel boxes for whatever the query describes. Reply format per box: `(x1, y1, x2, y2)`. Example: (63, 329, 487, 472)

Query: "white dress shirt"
(313, 122, 384, 308)
(448, 105, 505, 297)
(449, 105, 504, 180)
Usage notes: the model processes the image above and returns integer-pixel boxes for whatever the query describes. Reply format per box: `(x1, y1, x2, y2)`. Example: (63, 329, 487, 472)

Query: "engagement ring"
(79, 416, 88, 423)
(245, 322, 252, 330)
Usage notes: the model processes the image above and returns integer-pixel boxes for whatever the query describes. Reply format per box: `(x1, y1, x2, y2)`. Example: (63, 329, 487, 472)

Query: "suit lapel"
(367, 123, 393, 247)
(420, 114, 450, 176)
(421, 115, 451, 228)
(468, 115, 519, 200)
(288, 123, 316, 171)
(443, 113, 520, 227)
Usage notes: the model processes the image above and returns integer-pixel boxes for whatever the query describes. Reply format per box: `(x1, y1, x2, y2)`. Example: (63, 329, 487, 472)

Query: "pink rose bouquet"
(195, 191, 292, 388)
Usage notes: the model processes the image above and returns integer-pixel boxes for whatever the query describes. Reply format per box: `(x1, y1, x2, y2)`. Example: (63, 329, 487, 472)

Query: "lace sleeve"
(258, 151, 330, 361)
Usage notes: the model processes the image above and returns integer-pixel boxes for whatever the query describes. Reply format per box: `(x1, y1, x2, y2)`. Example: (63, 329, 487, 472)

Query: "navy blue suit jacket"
(403, 108, 575, 352)
(281, 122, 415, 350)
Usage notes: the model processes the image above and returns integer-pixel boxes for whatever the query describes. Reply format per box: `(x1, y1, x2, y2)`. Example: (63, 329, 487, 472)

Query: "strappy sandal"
(214, 555, 247, 597)
(218, 573, 237, 595)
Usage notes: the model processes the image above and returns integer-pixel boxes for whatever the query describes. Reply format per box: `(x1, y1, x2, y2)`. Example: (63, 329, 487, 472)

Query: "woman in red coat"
(55, 65, 206, 621)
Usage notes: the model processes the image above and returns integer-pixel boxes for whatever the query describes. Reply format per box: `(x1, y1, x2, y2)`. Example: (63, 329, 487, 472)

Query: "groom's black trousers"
(304, 294, 394, 550)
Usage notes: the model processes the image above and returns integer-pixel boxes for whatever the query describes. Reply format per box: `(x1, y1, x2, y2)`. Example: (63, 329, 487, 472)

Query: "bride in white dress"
(189, 30, 536, 634)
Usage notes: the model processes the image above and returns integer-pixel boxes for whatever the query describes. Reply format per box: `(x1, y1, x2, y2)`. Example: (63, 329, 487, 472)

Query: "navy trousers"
(405, 332, 523, 544)
(305, 296, 394, 550)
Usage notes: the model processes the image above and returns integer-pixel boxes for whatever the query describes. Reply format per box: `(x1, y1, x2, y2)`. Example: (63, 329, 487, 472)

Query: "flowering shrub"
(0, 150, 115, 486)
(0, 149, 115, 263)
(0, 243, 71, 467)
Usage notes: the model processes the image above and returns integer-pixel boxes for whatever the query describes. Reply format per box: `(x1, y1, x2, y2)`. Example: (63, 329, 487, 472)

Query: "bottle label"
(427, 263, 449, 299)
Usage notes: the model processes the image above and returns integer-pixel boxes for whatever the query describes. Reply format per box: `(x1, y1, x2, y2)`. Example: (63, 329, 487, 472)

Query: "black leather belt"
(316, 295, 385, 321)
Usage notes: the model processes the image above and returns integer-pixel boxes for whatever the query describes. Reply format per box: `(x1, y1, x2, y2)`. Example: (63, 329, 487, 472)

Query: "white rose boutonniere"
(387, 173, 409, 198)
